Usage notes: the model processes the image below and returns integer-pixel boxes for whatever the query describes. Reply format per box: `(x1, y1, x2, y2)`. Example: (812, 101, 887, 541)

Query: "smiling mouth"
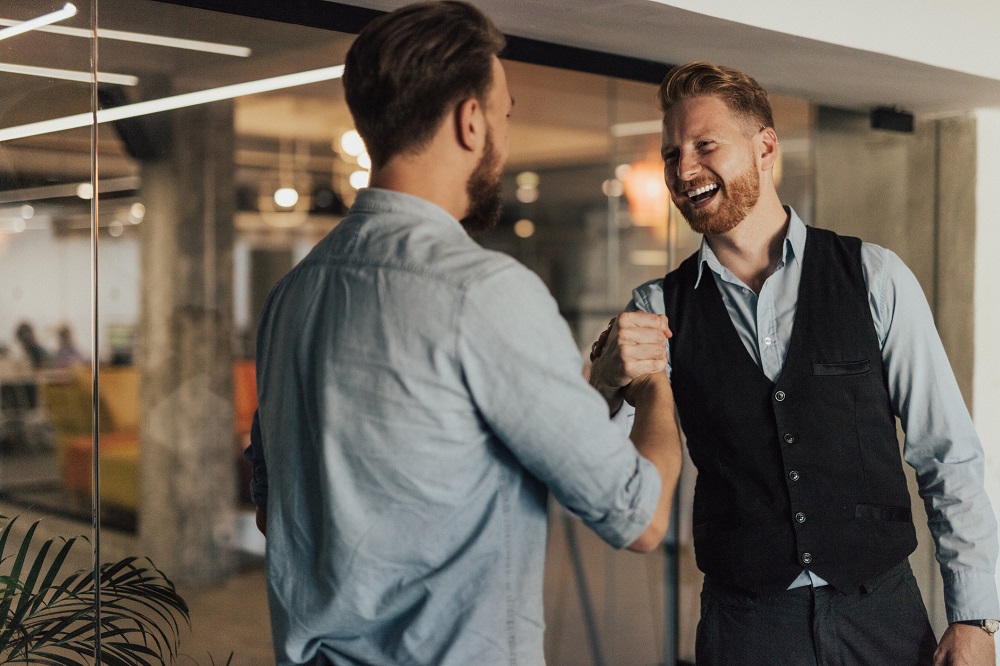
(685, 183, 719, 206)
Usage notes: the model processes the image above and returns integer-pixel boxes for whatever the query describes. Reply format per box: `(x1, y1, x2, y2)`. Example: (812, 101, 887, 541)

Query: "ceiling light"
(515, 186, 539, 204)
(76, 182, 93, 200)
(609, 120, 662, 138)
(0, 62, 137, 86)
(357, 151, 371, 170)
(0, 64, 345, 143)
(273, 187, 299, 208)
(516, 171, 539, 189)
(349, 170, 370, 190)
(513, 219, 535, 239)
(20, 205, 33, 219)
(340, 130, 365, 157)
(0, 3, 76, 44)
(0, 15, 251, 57)
(129, 202, 145, 222)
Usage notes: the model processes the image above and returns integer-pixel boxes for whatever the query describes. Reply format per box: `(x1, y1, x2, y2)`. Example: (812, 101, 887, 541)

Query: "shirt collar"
(693, 206, 806, 288)
(349, 187, 467, 234)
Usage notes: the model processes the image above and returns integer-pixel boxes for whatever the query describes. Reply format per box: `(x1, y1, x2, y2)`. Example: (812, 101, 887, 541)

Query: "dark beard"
(460, 130, 503, 236)
(674, 159, 760, 235)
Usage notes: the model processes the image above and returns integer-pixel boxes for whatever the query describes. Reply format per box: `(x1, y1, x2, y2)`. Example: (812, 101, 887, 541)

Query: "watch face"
(984, 619, 1000, 635)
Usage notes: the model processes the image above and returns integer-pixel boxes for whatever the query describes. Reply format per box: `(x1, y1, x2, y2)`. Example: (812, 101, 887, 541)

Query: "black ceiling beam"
(152, 0, 673, 85)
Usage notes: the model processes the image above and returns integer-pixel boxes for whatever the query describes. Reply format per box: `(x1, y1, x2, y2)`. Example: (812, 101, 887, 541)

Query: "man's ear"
(455, 97, 485, 152)
(758, 127, 779, 172)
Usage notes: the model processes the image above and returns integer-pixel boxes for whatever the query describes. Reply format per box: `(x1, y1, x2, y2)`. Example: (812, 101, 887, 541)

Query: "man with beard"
(250, 3, 682, 665)
(590, 61, 998, 665)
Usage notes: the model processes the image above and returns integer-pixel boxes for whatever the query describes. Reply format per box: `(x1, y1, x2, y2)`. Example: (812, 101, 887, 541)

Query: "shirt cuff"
(585, 453, 662, 550)
(943, 569, 1000, 623)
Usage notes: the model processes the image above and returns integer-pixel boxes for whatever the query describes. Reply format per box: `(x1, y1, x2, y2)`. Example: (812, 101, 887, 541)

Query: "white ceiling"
(330, 0, 1000, 116)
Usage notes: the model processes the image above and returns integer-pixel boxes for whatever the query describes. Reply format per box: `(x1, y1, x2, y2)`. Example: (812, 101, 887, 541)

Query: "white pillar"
(973, 108, 1000, 662)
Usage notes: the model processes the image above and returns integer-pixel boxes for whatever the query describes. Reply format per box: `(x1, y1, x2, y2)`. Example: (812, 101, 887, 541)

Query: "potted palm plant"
(0, 515, 212, 665)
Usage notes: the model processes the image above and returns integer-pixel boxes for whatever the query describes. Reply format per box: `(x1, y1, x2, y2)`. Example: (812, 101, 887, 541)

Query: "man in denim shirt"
(249, 3, 682, 664)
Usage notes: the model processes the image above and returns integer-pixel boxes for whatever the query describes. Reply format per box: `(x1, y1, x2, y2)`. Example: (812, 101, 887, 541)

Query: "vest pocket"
(855, 503, 911, 522)
(812, 359, 870, 376)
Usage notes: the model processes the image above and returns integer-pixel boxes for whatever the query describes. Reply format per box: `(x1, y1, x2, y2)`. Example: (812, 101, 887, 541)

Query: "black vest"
(663, 227, 917, 595)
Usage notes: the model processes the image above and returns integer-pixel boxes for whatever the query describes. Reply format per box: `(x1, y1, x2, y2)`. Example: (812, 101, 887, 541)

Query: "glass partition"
(0, 1, 816, 661)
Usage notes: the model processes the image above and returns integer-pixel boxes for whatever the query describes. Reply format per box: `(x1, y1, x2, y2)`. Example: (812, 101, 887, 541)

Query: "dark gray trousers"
(695, 560, 937, 666)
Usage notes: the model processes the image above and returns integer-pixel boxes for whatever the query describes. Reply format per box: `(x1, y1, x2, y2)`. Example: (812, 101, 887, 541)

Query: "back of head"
(658, 61, 774, 131)
(343, 1, 506, 169)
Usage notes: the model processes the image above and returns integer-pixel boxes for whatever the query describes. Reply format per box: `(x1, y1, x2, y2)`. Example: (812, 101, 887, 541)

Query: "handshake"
(588, 311, 672, 412)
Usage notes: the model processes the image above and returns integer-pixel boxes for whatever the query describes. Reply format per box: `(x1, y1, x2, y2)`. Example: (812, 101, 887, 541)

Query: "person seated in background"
(53, 324, 86, 369)
(14, 322, 51, 371)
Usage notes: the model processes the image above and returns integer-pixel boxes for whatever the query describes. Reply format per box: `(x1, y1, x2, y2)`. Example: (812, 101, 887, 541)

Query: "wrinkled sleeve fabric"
(244, 409, 269, 509)
(458, 261, 662, 549)
(866, 244, 1000, 622)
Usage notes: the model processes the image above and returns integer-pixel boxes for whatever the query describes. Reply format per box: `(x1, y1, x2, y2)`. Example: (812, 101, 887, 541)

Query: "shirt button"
(742, 288, 749, 295)
(788, 470, 800, 481)
(774, 390, 786, 402)
(764, 336, 773, 346)
(801, 552, 813, 564)
(784, 434, 795, 444)
(795, 512, 807, 523)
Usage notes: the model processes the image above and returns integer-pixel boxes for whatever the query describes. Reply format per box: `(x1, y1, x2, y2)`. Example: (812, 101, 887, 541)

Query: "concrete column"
(137, 99, 236, 584)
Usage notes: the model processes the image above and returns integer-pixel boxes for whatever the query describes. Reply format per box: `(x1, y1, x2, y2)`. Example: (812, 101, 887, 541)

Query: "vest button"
(774, 390, 786, 402)
(795, 512, 806, 523)
(801, 552, 812, 564)
(784, 433, 795, 444)
(788, 470, 800, 481)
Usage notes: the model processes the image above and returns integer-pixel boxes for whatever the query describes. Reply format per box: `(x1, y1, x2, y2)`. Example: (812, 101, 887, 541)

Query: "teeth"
(686, 183, 719, 198)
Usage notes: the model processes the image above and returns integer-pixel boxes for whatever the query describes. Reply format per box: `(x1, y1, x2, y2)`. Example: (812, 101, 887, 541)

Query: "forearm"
(626, 377, 683, 552)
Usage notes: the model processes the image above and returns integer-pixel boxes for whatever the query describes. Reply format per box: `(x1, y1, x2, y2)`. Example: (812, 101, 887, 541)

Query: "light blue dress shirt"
(620, 207, 998, 622)
(255, 188, 661, 665)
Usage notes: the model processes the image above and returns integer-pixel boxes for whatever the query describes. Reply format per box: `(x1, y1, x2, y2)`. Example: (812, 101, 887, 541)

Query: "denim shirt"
(252, 188, 661, 665)
(619, 208, 999, 622)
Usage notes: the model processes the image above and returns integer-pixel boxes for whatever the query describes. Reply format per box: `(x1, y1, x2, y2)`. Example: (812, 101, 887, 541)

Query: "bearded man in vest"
(589, 61, 998, 666)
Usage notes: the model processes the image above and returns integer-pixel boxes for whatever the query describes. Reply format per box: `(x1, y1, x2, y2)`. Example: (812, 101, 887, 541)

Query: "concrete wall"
(974, 109, 1000, 653)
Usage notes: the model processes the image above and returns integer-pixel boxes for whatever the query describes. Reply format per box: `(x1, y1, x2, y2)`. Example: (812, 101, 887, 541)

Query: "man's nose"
(677, 152, 700, 180)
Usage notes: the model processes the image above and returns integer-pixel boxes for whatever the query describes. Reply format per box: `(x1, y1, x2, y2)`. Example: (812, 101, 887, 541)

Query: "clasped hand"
(589, 311, 671, 409)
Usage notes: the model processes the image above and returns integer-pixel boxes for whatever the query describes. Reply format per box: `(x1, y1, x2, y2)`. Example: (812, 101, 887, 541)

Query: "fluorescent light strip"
(610, 119, 662, 138)
(0, 65, 345, 143)
(0, 17, 251, 57)
(0, 3, 76, 43)
(0, 62, 137, 86)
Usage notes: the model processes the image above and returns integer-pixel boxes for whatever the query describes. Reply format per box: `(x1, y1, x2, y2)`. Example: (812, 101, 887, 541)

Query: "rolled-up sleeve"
(458, 262, 661, 549)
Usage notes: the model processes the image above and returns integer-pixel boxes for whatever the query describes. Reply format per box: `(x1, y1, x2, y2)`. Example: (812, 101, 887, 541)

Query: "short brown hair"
(343, 1, 505, 169)
(658, 61, 774, 131)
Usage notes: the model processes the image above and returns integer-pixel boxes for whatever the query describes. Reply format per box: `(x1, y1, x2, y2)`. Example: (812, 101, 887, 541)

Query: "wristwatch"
(957, 619, 1000, 635)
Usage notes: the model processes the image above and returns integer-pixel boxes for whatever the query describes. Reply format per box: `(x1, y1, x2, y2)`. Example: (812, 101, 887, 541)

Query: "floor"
(0, 447, 675, 665)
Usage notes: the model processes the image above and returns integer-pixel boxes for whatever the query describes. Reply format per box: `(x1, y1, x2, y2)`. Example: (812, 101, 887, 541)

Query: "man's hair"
(343, 1, 506, 169)
(658, 61, 774, 131)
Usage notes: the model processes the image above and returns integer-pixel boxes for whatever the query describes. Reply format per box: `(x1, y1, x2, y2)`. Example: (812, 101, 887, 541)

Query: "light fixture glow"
(76, 182, 93, 200)
(273, 187, 299, 208)
(341, 130, 365, 157)
(515, 186, 539, 204)
(19, 204, 33, 219)
(0, 15, 251, 57)
(0, 3, 77, 44)
(0, 65, 345, 143)
(11, 218, 26, 233)
(609, 119, 662, 138)
(513, 219, 536, 239)
(0, 62, 137, 86)
(357, 151, 372, 170)
(129, 202, 145, 221)
(349, 170, 370, 190)
(516, 171, 539, 189)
